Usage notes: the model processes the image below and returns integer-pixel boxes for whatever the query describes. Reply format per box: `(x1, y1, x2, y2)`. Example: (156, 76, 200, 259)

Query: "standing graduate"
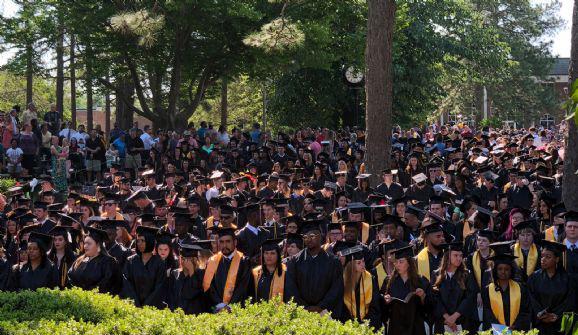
(47, 226, 78, 289)
(339, 249, 382, 330)
(431, 242, 477, 334)
(235, 203, 270, 264)
(285, 219, 344, 316)
(382, 246, 432, 335)
(527, 240, 575, 335)
(7, 232, 59, 291)
(155, 231, 178, 273)
(563, 211, 578, 275)
(372, 239, 407, 292)
(68, 226, 121, 294)
(99, 219, 133, 271)
(251, 238, 287, 302)
(481, 252, 531, 331)
(121, 226, 167, 308)
(202, 226, 252, 312)
(512, 220, 540, 282)
(466, 230, 495, 292)
(166, 238, 207, 315)
(416, 223, 446, 282)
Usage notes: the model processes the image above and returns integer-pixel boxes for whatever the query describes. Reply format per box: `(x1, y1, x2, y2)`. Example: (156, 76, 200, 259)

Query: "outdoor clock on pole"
(344, 66, 364, 87)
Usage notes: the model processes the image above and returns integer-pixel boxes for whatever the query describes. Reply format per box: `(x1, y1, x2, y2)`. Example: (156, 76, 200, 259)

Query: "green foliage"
(479, 116, 502, 128)
(0, 71, 65, 114)
(564, 79, 578, 125)
(0, 178, 16, 194)
(0, 288, 380, 335)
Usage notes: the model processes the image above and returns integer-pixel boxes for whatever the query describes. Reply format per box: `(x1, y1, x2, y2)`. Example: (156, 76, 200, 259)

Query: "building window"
(540, 114, 555, 129)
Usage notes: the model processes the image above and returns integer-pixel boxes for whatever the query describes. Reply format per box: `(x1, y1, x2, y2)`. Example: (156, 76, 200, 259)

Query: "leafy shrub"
(0, 178, 16, 194)
(0, 289, 539, 335)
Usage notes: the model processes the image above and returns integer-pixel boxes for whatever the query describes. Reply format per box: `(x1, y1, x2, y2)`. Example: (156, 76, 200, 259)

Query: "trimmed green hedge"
(0, 288, 380, 335)
(0, 178, 16, 194)
(0, 289, 539, 335)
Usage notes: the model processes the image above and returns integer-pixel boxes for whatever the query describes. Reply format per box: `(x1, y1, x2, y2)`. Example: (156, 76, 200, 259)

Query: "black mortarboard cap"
(156, 231, 176, 245)
(28, 231, 53, 251)
(513, 219, 538, 233)
(261, 238, 283, 252)
(300, 219, 323, 234)
(216, 225, 237, 238)
(421, 223, 443, 235)
(477, 230, 496, 241)
(540, 239, 566, 255)
(136, 225, 160, 237)
(86, 226, 108, 244)
(565, 211, 578, 223)
(440, 242, 463, 252)
(489, 241, 515, 255)
(392, 245, 414, 259)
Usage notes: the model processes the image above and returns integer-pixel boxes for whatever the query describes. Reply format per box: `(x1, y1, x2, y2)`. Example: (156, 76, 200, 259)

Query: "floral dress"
(51, 145, 68, 193)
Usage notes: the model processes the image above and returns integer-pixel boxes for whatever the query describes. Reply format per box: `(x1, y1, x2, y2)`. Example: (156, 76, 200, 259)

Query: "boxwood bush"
(0, 289, 538, 335)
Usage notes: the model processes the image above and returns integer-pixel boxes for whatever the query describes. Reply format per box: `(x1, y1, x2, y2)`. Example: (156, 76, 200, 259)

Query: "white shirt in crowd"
(6, 147, 23, 164)
(59, 128, 76, 140)
(71, 131, 89, 149)
(140, 132, 156, 150)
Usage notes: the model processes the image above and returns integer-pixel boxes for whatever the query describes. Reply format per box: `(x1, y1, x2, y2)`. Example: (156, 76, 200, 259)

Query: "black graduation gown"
(285, 249, 344, 315)
(564, 245, 578, 275)
(465, 252, 493, 292)
(527, 269, 575, 335)
(48, 249, 77, 289)
(0, 258, 11, 290)
(339, 273, 383, 330)
(121, 254, 167, 308)
(7, 260, 59, 291)
(383, 275, 432, 335)
(431, 270, 477, 333)
(481, 282, 531, 331)
(375, 182, 404, 201)
(188, 215, 207, 239)
(253, 268, 288, 303)
(68, 254, 120, 294)
(166, 269, 206, 315)
(38, 219, 57, 234)
(236, 225, 270, 260)
(108, 242, 133, 271)
(204, 253, 252, 308)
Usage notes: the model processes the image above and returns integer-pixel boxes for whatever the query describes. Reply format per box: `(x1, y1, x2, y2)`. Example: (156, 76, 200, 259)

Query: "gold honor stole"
(462, 220, 473, 240)
(545, 227, 555, 242)
(361, 222, 370, 245)
(343, 270, 373, 320)
(473, 250, 494, 288)
(416, 248, 430, 281)
(513, 243, 538, 277)
(488, 280, 521, 327)
(251, 264, 287, 301)
(375, 263, 388, 291)
(203, 251, 244, 304)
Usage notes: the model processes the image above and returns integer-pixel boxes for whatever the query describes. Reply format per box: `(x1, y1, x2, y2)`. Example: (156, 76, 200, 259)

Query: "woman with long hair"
(501, 208, 526, 241)
(352, 174, 373, 203)
(166, 238, 207, 315)
(252, 238, 288, 303)
(50, 136, 68, 193)
(481, 251, 530, 331)
(121, 226, 166, 308)
(68, 227, 120, 294)
(3, 214, 19, 265)
(339, 250, 382, 329)
(527, 240, 575, 335)
(399, 153, 425, 188)
(432, 242, 476, 334)
(7, 232, 59, 291)
(310, 162, 327, 191)
(155, 231, 178, 273)
(383, 246, 432, 335)
(47, 226, 78, 289)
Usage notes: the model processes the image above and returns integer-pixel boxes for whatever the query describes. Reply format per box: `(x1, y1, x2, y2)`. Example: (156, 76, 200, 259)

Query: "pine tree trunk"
(563, 0, 578, 211)
(105, 74, 111, 137)
(115, 78, 135, 130)
(85, 42, 94, 130)
(70, 34, 77, 128)
(26, 42, 33, 105)
(220, 78, 228, 128)
(365, 0, 395, 184)
(55, 14, 64, 119)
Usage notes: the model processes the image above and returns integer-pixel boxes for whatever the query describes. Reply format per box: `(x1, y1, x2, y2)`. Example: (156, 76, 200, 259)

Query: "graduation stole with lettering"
(488, 280, 521, 327)
(513, 243, 538, 277)
(361, 222, 370, 245)
(343, 270, 373, 320)
(416, 248, 431, 281)
(203, 251, 244, 304)
(251, 264, 286, 301)
(472, 250, 494, 288)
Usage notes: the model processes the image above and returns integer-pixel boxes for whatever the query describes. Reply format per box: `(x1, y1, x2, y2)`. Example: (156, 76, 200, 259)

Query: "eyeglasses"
(302, 233, 319, 239)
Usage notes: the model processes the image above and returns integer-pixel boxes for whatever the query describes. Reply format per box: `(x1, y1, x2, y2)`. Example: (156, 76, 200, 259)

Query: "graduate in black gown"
(0, 235, 10, 290)
(203, 225, 252, 312)
(285, 219, 344, 316)
(47, 226, 78, 289)
(431, 242, 477, 334)
(511, 220, 540, 282)
(166, 238, 207, 315)
(68, 226, 121, 294)
(155, 231, 178, 273)
(527, 240, 575, 335)
(339, 248, 382, 330)
(481, 252, 531, 331)
(382, 246, 432, 335)
(99, 219, 133, 271)
(121, 226, 167, 308)
(7, 232, 59, 291)
(235, 203, 270, 265)
(252, 238, 287, 302)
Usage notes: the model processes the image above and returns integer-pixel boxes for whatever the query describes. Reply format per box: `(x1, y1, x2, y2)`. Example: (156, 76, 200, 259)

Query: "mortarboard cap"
(392, 245, 414, 259)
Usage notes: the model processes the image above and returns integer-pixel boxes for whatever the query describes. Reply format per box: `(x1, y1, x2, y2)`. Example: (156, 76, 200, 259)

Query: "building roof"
(550, 58, 569, 76)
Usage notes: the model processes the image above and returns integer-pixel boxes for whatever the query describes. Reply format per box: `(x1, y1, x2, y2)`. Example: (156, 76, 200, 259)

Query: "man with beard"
(415, 223, 446, 282)
(202, 226, 251, 312)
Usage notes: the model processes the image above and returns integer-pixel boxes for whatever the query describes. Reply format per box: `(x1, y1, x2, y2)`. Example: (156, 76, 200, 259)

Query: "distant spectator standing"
(19, 123, 39, 175)
(112, 133, 127, 167)
(6, 138, 23, 177)
(21, 102, 38, 127)
(59, 121, 76, 142)
(110, 123, 124, 143)
(140, 125, 155, 161)
(197, 121, 207, 144)
(43, 104, 61, 135)
(71, 124, 89, 149)
(250, 123, 261, 144)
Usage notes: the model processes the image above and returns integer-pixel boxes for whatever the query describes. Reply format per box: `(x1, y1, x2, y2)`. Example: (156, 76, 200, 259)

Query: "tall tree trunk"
(55, 10, 65, 119)
(26, 42, 33, 105)
(365, 0, 395, 184)
(105, 74, 111, 138)
(220, 78, 228, 128)
(563, 0, 578, 211)
(85, 42, 94, 130)
(70, 34, 77, 128)
(115, 78, 135, 130)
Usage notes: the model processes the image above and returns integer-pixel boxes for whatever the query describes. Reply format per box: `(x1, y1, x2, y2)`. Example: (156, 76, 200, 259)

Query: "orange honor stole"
(251, 264, 286, 300)
(203, 251, 244, 304)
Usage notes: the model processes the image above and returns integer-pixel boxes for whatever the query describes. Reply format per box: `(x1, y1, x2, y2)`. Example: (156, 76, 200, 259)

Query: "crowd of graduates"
(0, 119, 577, 334)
